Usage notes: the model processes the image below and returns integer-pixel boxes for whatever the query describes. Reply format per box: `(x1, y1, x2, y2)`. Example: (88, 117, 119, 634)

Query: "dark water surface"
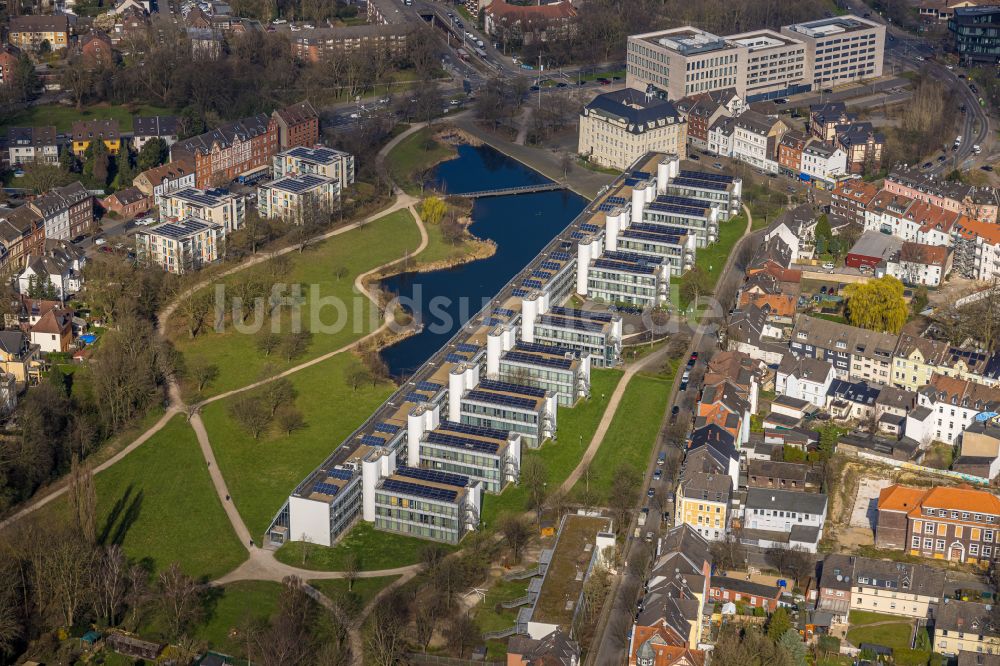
(380, 144, 587, 378)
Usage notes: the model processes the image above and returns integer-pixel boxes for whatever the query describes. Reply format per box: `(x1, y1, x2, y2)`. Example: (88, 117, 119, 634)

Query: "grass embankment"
(695, 213, 747, 290)
(1, 103, 174, 133)
(200, 354, 395, 540)
(309, 575, 400, 608)
(276, 521, 456, 571)
(46, 414, 248, 580)
(481, 369, 625, 526)
(170, 209, 421, 400)
(386, 127, 457, 196)
(474, 579, 531, 659)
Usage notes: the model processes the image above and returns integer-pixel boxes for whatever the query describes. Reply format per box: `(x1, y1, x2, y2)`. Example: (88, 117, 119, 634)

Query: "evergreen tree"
(137, 138, 168, 171)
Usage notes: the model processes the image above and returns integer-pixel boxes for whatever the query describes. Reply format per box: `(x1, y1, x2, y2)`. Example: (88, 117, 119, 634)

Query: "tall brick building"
(170, 114, 278, 188)
(272, 101, 319, 150)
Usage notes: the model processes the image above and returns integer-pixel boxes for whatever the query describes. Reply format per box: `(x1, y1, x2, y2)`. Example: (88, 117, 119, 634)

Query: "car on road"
(71, 235, 86, 244)
(653, 469, 662, 481)
(689, 154, 699, 160)
(679, 380, 688, 391)
(823, 262, 835, 270)
(774, 98, 787, 105)
(970, 84, 979, 94)
(922, 162, 933, 169)
(822, 88, 833, 93)
(713, 162, 723, 169)
(95, 238, 107, 246)
(645, 531, 654, 542)
(556, 82, 567, 87)
(647, 487, 655, 498)
(658, 451, 667, 465)
(690, 352, 699, 361)
(671, 405, 680, 418)
(597, 78, 611, 85)
(982, 165, 994, 172)
(938, 155, 947, 162)
(682, 370, 690, 382)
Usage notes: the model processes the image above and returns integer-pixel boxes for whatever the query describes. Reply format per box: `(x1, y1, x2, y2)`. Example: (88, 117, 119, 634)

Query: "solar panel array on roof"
(512, 288, 529, 298)
(571, 232, 585, 240)
(149, 218, 216, 239)
(551, 251, 571, 261)
(465, 389, 538, 410)
(632, 171, 651, 179)
(361, 434, 387, 447)
(624, 178, 640, 187)
(679, 169, 734, 184)
(631, 223, 689, 236)
(538, 315, 606, 333)
(494, 308, 515, 317)
(426, 430, 500, 454)
(622, 228, 685, 245)
(540, 261, 562, 271)
(397, 465, 469, 487)
(415, 380, 443, 392)
(516, 340, 577, 356)
(439, 419, 510, 440)
(286, 146, 341, 163)
(480, 379, 547, 397)
(580, 223, 599, 233)
(607, 196, 627, 205)
(456, 343, 480, 354)
(404, 392, 429, 403)
(313, 482, 340, 496)
(658, 194, 711, 208)
(484, 317, 502, 326)
(648, 201, 707, 217)
(523, 279, 543, 289)
(671, 176, 728, 192)
(597, 203, 616, 213)
(532, 270, 552, 280)
(504, 350, 573, 370)
(381, 478, 458, 503)
(374, 422, 400, 434)
(548, 306, 613, 322)
(594, 258, 657, 275)
(270, 174, 329, 193)
(173, 188, 225, 206)
(445, 353, 469, 364)
(326, 468, 354, 481)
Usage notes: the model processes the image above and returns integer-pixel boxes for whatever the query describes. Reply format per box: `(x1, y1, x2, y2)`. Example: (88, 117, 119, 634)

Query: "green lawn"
(1, 102, 174, 133)
(473, 578, 530, 659)
(171, 209, 422, 399)
(309, 575, 399, 609)
(416, 218, 488, 267)
(200, 353, 396, 540)
(480, 369, 625, 526)
(572, 371, 674, 500)
(696, 213, 747, 290)
(849, 610, 909, 626)
(275, 522, 454, 571)
(846, 620, 914, 651)
(91, 415, 247, 580)
(193, 581, 283, 656)
(385, 127, 456, 195)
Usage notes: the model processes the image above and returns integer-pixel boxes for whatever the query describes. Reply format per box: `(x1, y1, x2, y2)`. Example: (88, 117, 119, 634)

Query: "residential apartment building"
(7, 15, 70, 51)
(134, 161, 196, 208)
(531, 306, 623, 368)
(16, 240, 85, 301)
(412, 419, 520, 495)
(885, 165, 999, 224)
(936, 600, 1000, 657)
(789, 314, 897, 384)
(831, 179, 880, 226)
(496, 341, 590, 407)
(801, 140, 847, 184)
(257, 173, 340, 223)
(170, 113, 279, 188)
(876, 483, 1000, 566)
(579, 248, 670, 308)
(776, 354, 835, 407)
(953, 217, 1000, 280)
(731, 111, 787, 174)
(483, 0, 577, 46)
(780, 15, 885, 89)
(949, 6, 1000, 65)
(273, 146, 355, 185)
(0, 206, 45, 276)
(7, 126, 59, 165)
(836, 122, 885, 174)
(0, 330, 42, 385)
(71, 119, 122, 157)
(578, 89, 687, 171)
(134, 217, 225, 274)
(817, 553, 945, 621)
(27, 182, 93, 241)
(916, 374, 1000, 445)
(882, 242, 951, 287)
(746, 459, 821, 492)
(131, 115, 178, 151)
(777, 130, 807, 175)
(674, 453, 733, 542)
(162, 188, 245, 232)
(452, 367, 557, 449)
(271, 100, 320, 150)
(288, 24, 412, 61)
(674, 89, 743, 149)
(741, 488, 827, 552)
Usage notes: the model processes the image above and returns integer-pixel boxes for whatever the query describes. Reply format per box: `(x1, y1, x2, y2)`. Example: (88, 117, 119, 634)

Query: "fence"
(406, 653, 504, 666)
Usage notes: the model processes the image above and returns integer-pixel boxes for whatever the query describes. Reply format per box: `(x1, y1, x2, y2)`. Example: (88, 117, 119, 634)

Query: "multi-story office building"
(627, 15, 883, 102)
(257, 173, 340, 223)
(272, 146, 355, 185)
(456, 372, 557, 449)
(578, 89, 687, 170)
(496, 341, 591, 407)
(949, 6, 1000, 65)
(374, 466, 482, 544)
(134, 217, 225, 274)
(579, 247, 670, 308)
(781, 15, 885, 89)
(531, 306, 623, 368)
(415, 419, 521, 494)
(878, 484, 1000, 567)
(162, 188, 245, 232)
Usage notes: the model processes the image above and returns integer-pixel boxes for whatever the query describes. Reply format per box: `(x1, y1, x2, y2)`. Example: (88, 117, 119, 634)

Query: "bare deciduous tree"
(157, 563, 204, 639)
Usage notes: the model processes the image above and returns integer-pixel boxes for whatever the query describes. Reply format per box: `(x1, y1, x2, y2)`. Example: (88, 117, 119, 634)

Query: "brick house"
(709, 576, 787, 613)
(28, 182, 94, 241)
(0, 206, 45, 276)
(777, 130, 807, 174)
(272, 101, 319, 150)
(102, 187, 150, 220)
(831, 179, 880, 226)
(0, 44, 20, 86)
(170, 113, 279, 188)
(80, 31, 114, 68)
(877, 483, 1000, 567)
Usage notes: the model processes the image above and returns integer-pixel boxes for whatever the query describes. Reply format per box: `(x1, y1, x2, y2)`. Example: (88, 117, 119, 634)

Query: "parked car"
(647, 487, 655, 498)
(922, 162, 933, 169)
(95, 237, 107, 246)
(713, 162, 723, 169)
(653, 469, 662, 481)
(823, 262, 835, 270)
(657, 452, 666, 465)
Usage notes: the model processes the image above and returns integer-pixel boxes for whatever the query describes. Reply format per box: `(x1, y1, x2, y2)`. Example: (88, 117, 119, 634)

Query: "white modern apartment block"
(781, 15, 885, 89)
(257, 174, 340, 223)
(272, 146, 355, 185)
(801, 142, 847, 184)
(742, 488, 828, 552)
(162, 188, 245, 232)
(627, 15, 883, 102)
(134, 217, 225, 274)
(777, 354, 835, 407)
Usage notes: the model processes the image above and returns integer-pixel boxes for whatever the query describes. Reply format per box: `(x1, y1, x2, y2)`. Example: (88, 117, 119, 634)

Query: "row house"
(7, 15, 70, 51)
(834, 122, 884, 175)
(675, 88, 743, 150)
(709, 577, 788, 613)
(731, 111, 787, 174)
(702, 350, 763, 414)
(71, 119, 122, 157)
(892, 334, 993, 392)
(789, 314, 897, 385)
(762, 204, 817, 262)
(27, 182, 94, 241)
(725, 302, 787, 365)
(102, 187, 150, 220)
(170, 113, 279, 188)
(16, 240, 85, 302)
(936, 600, 1000, 657)
(877, 483, 1000, 567)
(915, 374, 1000, 445)
(0, 206, 45, 276)
(132, 115, 179, 151)
(695, 382, 751, 448)
(777, 130, 808, 175)
(740, 487, 827, 552)
(133, 160, 195, 208)
(801, 140, 848, 184)
(817, 553, 945, 621)
(746, 459, 821, 492)
(776, 354, 834, 407)
(885, 165, 999, 224)
(7, 126, 59, 166)
(864, 191, 962, 247)
(831, 179, 880, 227)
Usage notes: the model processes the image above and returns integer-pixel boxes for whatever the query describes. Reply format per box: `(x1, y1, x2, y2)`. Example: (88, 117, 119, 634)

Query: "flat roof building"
(257, 173, 340, 223)
(374, 466, 482, 544)
(272, 145, 356, 185)
(162, 187, 245, 232)
(949, 6, 1000, 65)
(134, 217, 225, 274)
(781, 15, 885, 89)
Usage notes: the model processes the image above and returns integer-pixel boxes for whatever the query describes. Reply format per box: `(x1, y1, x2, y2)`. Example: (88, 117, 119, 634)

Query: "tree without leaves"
(445, 614, 480, 659)
(680, 265, 714, 308)
(497, 513, 532, 564)
(520, 457, 548, 524)
(364, 592, 409, 666)
(157, 563, 203, 639)
(229, 395, 272, 440)
(189, 360, 219, 392)
(256, 331, 281, 357)
(281, 331, 312, 362)
(259, 377, 297, 418)
(276, 406, 306, 435)
(608, 463, 641, 535)
(176, 290, 216, 339)
(243, 577, 317, 666)
(67, 454, 97, 543)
